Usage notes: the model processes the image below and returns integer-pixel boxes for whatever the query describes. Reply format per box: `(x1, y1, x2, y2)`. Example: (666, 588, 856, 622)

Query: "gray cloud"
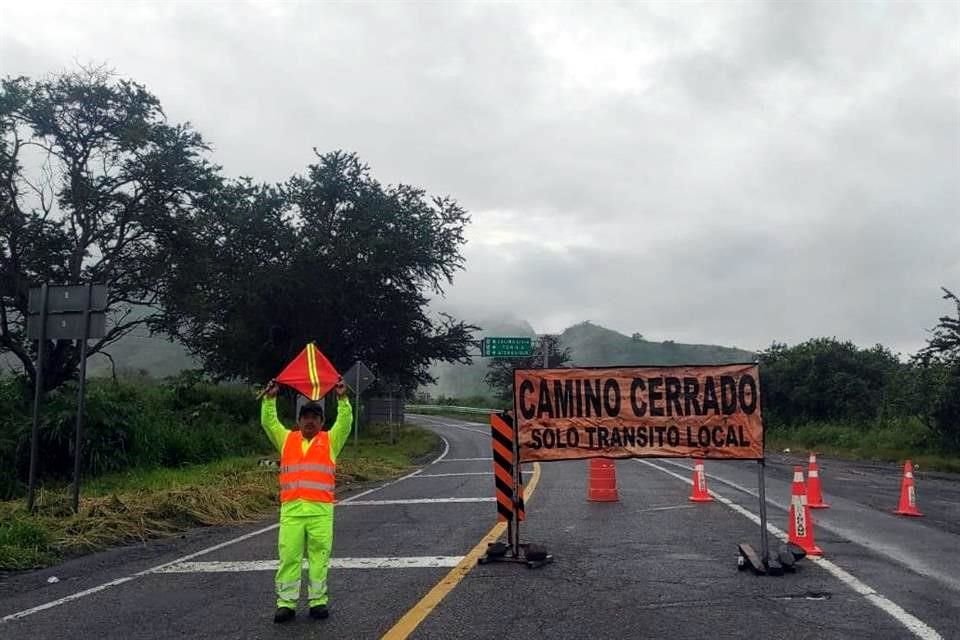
(2, 1, 957, 356)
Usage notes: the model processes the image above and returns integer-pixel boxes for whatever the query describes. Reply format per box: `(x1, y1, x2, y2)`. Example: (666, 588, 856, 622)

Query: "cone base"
(808, 502, 830, 509)
(893, 509, 923, 517)
(689, 496, 713, 503)
(588, 491, 619, 502)
(788, 536, 824, 557)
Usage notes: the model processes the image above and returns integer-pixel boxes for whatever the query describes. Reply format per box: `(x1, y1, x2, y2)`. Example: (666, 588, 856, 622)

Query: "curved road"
(0, 415, 500, 639)
(407, 417, 960, 640)
(1, 414, 957, 639)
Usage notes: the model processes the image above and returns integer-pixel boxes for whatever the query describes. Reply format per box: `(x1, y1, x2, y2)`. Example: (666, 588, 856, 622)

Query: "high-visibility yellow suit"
(261, 395, 352, 609)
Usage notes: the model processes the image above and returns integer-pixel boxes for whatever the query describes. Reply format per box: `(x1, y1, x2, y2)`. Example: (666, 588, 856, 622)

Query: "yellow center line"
(380, 462, 543, 640)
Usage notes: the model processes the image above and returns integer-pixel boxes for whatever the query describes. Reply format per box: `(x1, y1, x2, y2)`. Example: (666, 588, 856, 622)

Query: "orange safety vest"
(279, 431, 336, 503)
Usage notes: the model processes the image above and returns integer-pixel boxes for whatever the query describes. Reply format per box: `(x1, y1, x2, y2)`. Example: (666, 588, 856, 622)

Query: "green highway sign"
(482, 336, 533, 358)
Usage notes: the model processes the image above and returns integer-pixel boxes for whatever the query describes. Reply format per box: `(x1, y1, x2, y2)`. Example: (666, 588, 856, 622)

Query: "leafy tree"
(927, 366, 960, 451)
(157, 150, 477, 391)
(758, 338, 903, 425)
(914, 287, 960, 450)
(0, 68, 218, 392)
(916, 288, 960, 364)
(484, 335, 572, 403)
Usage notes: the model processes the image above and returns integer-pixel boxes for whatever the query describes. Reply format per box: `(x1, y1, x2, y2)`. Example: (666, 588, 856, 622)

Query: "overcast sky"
(2, 1, 958, 356)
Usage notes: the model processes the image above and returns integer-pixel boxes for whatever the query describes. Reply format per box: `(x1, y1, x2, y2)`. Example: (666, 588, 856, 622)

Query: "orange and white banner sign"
(513, 364, 763, 462)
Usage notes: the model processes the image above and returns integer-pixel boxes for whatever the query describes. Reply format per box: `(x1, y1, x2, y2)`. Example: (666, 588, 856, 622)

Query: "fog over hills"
(3, 313, 754, 401)
(422, 318, 755, 400)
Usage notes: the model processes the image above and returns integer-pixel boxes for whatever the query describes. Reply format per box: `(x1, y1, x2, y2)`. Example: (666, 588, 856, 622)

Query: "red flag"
(275, 343, 341, 400)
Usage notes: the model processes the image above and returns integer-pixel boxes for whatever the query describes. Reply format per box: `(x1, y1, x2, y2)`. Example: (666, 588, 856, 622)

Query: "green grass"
(82, 456, 273, 496)
(0, 422, 440, 571)
(413, 406, 960, 474)
(766, 435, 960, 473)
(0, 374, 266, 500)
(335, 422, 440, 482)
(766, 419, 960, 473)
(0, 518, 55, 570)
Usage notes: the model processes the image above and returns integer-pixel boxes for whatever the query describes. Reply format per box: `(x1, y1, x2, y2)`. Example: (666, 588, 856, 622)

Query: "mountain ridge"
(423, 319, 756, 399)
(2, 317, 756, 399)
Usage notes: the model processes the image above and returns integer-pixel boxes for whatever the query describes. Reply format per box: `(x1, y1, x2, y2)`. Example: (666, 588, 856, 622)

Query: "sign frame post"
(343, 360, 375, 446)
(757, 458, 770, 564)
(26, 283, 108, 512)
(511, 413, 522, 554)
(71, 283, 94, 514)
(508, 362, 788, 575)
(26, 283, 49, 512)
(355, 365, 360, 445)
(478, 410, 552, 569)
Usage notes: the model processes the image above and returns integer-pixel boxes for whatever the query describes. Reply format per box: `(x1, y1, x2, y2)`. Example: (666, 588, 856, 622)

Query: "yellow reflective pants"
(275, 513, 333, 608)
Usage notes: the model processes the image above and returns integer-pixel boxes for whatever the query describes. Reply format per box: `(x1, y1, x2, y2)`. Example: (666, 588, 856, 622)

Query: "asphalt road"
(1, 414, 957, 639)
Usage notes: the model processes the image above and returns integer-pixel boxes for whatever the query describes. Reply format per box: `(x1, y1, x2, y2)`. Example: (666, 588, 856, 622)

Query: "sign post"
(758, 458, 771, 567)
(504, 362, 779, 573)
(71, 283, 94, 514)
(539, 334, 558, 369)
(26, 283, 108, 513)
(26, 284, 48, 512)
(343, 361, 375, 445)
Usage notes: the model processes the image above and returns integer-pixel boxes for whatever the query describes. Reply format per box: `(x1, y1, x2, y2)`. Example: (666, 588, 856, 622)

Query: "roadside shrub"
(769, 416, 936, 457)
(0, 378, 28, 498)
(0, 516, 55, 569)
(0, 374, 266, 499)
(931, 365, 960, 451)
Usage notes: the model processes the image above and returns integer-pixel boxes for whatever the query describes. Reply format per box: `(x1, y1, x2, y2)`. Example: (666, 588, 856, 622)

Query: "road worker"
(261, 379, 351, 623)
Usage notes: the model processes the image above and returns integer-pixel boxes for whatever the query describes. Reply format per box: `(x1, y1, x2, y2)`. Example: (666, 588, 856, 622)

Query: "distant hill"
(422, 314, 535, 400)
(0, 322, 197, 380)
(86, 324, 199, 378)
(422, 320, 756, 400)
(3, 316, 755, 397)
(560, 321, 755, 367)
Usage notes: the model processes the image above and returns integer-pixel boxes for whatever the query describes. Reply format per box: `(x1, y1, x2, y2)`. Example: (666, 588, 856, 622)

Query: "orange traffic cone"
(587, 458, 618, 502)
(893, 460, 923, 517)
(806, 453, 829, 509)
(689, 459, 713, 502)
(788, 466, 823, 556)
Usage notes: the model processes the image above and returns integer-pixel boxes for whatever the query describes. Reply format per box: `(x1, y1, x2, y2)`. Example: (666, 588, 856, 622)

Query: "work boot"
(274, 607, 296, 624)
(309, 605, 329, 620)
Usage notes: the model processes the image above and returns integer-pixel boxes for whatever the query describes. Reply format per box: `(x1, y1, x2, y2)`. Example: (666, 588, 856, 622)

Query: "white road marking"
(411, 415, 489, 435)
(0, 576, 138, 624)
(0, 521, 280, 623)
(340, 497, 495, 506)
(659, 458, 762, 497)
(433, 434, 451, 463)
(657, 459, 960, 593)
(637, 459, 944, 640)
(636, 504, 698, 513)
(1, 435, 455, 624)
(437, 423, 488, 435)
(153, 556, 465, 573)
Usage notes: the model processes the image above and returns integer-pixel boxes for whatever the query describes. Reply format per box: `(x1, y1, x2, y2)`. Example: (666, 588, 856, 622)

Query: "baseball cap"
(299, 401, 325, 418)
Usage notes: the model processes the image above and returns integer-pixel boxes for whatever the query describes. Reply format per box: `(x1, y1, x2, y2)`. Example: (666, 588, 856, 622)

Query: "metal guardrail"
(406, 404, 497, 415)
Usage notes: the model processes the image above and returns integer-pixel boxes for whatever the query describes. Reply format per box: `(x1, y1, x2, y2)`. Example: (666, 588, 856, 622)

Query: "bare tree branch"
(93, 350, 117, 384)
